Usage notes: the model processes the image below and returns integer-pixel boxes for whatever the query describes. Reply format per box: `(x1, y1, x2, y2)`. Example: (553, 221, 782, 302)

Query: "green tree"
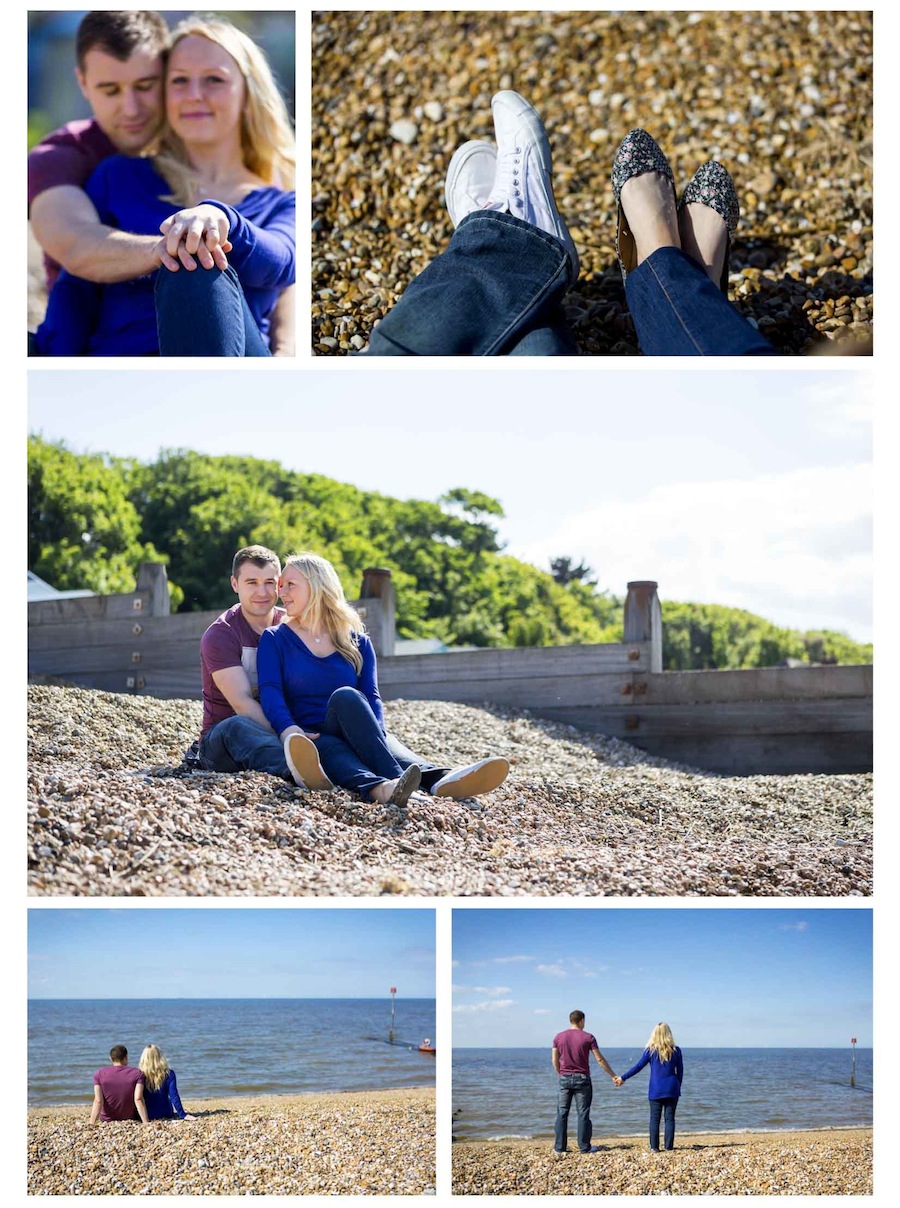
(28, 436, 162, 595)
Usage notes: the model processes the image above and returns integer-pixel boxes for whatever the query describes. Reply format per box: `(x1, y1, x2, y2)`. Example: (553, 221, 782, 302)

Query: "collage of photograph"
(20, 4, 878, 1202)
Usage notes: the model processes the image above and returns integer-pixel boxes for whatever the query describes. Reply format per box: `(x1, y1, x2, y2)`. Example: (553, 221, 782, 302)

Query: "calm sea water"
(453, 1048, 873, 1140)
(29, 999, 436, 1106)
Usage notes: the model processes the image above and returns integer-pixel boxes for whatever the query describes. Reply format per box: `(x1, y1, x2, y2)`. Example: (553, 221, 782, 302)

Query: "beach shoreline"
(452, 1128, 873, 1195)
(29, 1086, 435, 1195)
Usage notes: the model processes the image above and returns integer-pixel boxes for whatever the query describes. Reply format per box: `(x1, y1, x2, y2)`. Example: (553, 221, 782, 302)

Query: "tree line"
(28, 437, 872, 669)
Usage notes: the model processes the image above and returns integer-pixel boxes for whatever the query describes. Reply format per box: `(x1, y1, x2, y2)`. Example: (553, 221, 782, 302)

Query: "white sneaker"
(284, 733, 334, 791)
(445, 139, 498, 227)
(486, 90, 579, 279)
(433, 757, 510, 799)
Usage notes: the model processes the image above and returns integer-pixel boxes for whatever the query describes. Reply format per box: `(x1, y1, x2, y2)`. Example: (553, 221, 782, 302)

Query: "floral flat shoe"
(679, 160, 740, 291)
(611, 128, 676, 282)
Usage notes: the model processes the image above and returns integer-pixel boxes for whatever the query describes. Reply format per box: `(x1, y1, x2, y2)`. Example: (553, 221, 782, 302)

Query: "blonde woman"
(256, 554, 509, 804)
(139, 1045, 196, 1121)
(615, 1023, 684, 1151)
(35, 14, 295, 357)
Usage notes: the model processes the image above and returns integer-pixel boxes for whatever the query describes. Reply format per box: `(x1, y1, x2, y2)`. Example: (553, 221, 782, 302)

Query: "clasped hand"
(612, 1076, 623, 1087)
(154, 204, 232, 272)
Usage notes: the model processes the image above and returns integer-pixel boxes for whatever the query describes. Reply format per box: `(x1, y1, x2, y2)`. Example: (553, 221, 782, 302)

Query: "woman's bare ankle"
(370, 779, 395, 804)
(678, 203, 727, 285)
(620, 172, 680, 264)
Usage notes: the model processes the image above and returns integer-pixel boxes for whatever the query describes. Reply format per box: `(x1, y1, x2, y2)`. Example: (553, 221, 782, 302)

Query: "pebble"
(452, 1129, 872, 1195)
(28, 685, 872, 898)
(312, 10, 872, 356)
(29, 1088, 434, 1195)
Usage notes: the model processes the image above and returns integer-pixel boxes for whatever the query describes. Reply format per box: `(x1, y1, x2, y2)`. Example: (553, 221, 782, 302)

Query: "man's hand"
(613, 1076, 623, 1087)
(134, 1081, 149, 1124)
(157, 204, 232, 272)
(90, 1085, 103, 1125)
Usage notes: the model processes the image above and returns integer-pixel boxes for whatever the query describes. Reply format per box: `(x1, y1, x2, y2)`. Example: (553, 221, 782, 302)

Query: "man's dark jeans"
(198, 715, 289, 777)
(649, 1096, 678, 1150)
(554, 1074, 593, 1153)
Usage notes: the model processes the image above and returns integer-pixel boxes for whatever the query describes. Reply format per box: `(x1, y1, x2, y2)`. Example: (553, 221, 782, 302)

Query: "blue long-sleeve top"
(34, 155, 295, 356)
(257, 627, 384, 734)
(621, 1047, 684, 1100)
(143, 1068, 187, 1120)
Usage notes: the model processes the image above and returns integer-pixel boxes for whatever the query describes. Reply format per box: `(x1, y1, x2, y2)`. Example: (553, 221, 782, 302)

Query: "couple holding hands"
(553, 1015, 684, 1155)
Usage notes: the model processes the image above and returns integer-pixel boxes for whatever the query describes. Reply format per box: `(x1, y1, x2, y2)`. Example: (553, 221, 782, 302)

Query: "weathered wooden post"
(623, 580, 662, 673)
(135, 562, 171, 616)
(389, 986, 397, 1043)
(359, 567, 396, 657)
(850, 1037, 857, 1087)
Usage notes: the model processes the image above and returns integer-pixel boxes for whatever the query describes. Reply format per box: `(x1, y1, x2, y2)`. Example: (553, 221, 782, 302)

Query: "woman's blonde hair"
(283, 553, 366, 673)
(155, 14, 295, 205)
(646, 1022, 676, 1062)
(139, 1044, 170, 1092)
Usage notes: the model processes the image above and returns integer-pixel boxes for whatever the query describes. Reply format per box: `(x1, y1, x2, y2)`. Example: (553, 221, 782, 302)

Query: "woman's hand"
(154, 204, 233, 272)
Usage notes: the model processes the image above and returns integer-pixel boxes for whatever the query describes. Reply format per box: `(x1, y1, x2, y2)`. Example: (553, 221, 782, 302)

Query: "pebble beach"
(451, 1128, 873, 1196)
(312, 9, 872, 356)
(28, 1087, 435, 1196)
(28, 685, 871, 898)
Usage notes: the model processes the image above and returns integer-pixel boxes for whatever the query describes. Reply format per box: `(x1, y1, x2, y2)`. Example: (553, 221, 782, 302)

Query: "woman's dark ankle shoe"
(611, 128, 675, 282)
(679, 160, 740, 292)
(389, 764, 422, 807)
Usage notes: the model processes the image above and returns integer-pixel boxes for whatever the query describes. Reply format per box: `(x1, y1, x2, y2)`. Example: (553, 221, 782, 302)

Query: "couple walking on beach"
(553, 1012, 683, 1154)
(192, 545, 510, 808)
(92, 1045, 193, 1124)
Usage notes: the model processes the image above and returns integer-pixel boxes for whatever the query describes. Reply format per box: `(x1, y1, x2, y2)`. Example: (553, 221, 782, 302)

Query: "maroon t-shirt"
(200, 604, 285, 738)
(93, 1064, 144, 1121)
(27, 118, 116, 289)
(552, 1029, 598, 1076)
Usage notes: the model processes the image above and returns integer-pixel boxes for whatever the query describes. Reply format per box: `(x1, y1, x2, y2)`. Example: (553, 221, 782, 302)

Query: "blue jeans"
(366, 210, 577, 356)
(365, 210, 775, 356)
(554, 1074, 593, 1153)
(155, 265, 271, 357)
(649, 1097, 678, 1150)
(626, 247, 777, 356)
(198, 715, 289, 778)
(314, 687, 446, 797)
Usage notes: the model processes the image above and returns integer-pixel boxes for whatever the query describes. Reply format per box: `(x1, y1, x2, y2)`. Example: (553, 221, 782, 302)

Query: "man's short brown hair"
(75, 11, 170, 71)
(232, 545, 281, 579)
(569, 1010, 585, 1025)
(109, 1044, 128, 1062)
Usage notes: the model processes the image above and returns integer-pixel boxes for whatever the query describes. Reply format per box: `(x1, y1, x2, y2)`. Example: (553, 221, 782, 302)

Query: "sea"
(28, 998, 436, 1107)
(453, 1047, 873, 1140)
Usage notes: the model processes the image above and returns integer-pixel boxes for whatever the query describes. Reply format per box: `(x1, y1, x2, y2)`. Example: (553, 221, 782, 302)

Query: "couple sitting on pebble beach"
(190, 544, 510, 807)
(92, 1044, 193, 1124)
(553, 1014, 684, 1155)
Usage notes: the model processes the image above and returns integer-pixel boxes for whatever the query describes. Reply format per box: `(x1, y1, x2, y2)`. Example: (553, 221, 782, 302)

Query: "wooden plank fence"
(28, 565, 872, 775)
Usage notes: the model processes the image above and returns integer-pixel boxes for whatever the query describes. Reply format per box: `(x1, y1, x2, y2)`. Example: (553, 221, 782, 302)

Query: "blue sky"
(29, 367, 872, 640)
(28, 908, 435, 999)
(452, 908, 872, 1048)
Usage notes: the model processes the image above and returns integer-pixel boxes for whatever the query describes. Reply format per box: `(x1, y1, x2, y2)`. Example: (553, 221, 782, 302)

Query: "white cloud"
(511, 463, 872, 641)
(536, 963, 567, 978)
(453, 999, 516, 1014)
(453, 984, 512, 996)
(493, 954, 536, 964)
(780, 922, 810, 932)
(534, 1008, 553, 1015)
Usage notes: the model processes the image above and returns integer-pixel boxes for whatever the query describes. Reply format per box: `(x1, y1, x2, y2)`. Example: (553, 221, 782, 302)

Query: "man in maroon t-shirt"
(90, 1045, 148, 1124)
(196, 545, 332, 790)
(28, 11, 170, 292)
(551, 1010, 619, 1154)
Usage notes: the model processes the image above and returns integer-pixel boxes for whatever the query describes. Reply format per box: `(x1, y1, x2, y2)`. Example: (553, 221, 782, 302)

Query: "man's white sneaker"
(284, 733, 334, 791)
(433, 756, 510, 799)
(485, 90, 579, 280)
(445, 139, 498, 227)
